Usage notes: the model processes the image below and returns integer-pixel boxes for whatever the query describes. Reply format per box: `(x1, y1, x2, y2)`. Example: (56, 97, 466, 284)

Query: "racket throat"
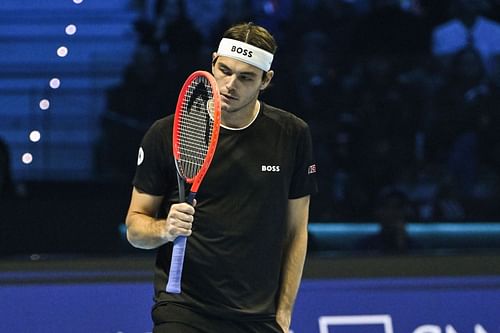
(176, 174, 196, 205)
(176, 174, 186, 202)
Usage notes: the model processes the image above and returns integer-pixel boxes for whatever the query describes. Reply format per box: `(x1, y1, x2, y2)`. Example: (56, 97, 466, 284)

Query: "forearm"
(276, 223, 308, 327)
(126, 213, 169, 250)
(276, 196, 310, 331)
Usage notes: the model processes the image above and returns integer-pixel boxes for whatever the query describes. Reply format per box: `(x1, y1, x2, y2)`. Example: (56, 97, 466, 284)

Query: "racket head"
(172, 70, 221, 193)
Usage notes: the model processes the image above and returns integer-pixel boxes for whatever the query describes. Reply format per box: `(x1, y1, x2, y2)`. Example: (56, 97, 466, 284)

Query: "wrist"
(276, 309, 291, 330)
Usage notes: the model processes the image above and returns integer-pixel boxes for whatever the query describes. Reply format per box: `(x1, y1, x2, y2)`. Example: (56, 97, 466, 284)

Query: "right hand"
(163, 201, 196, 242)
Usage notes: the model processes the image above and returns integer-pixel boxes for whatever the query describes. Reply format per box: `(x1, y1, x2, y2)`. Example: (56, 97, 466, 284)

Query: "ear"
(260, 70, 274, 90)
(211, 52, 218, 70)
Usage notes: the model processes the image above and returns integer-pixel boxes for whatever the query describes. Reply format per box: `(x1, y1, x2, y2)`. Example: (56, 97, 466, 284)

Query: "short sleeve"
(288, 121, 318, 199)
(132, 118, 176, 196)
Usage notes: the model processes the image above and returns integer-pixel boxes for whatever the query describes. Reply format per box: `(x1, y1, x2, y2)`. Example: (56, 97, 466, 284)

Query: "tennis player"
(125, 22, 318, 333)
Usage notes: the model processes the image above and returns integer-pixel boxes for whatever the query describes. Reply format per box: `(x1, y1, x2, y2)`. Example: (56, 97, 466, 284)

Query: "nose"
(225, 74, 238, 92)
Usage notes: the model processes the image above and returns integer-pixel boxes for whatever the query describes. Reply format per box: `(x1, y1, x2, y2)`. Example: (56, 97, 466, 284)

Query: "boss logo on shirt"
(262, 165, 280, 172)
(231, 45, 253, 58)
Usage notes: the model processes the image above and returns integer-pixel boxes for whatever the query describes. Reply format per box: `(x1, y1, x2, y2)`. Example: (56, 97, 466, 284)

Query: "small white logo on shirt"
(137, 147, 144, 166)
(262, 165, 280, 172)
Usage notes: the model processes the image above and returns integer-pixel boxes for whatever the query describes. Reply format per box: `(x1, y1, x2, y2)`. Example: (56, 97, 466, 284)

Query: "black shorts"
(152, 303, 283, 333)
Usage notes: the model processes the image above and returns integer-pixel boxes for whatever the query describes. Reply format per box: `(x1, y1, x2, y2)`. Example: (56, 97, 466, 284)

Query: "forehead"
(215, 55, 262, 75)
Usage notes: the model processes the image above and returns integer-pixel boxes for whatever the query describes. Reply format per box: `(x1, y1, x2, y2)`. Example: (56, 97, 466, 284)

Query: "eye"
(219, 66, 231, 76)
(240, 75, 253, 82)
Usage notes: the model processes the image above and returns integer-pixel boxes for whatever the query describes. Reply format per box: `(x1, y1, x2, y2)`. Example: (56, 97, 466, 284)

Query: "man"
(125, 22, 317, 333)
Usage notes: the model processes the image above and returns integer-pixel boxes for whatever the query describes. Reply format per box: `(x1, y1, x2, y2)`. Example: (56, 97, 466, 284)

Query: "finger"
(168, 225, 192, 238)
(164, 217, 192, 242)
(178, 229, 192, 237)
(174, 202, 195, 215)
(170, 211, 194, 223)
(167, 211, 194, 230)
(170, 218, 193, 230)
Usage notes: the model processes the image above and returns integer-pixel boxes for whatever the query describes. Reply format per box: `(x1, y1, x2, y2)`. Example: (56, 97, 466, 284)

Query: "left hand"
(276, 311, 291, 333)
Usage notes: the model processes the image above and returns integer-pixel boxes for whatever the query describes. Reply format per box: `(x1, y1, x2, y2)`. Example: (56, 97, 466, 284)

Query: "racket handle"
(186, 192, 196, 205)
(166, 191, 197, 294)
(166, 235, 187, 293)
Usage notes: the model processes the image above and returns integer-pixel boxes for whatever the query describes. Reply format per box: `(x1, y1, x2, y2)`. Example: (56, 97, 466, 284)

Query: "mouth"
(221, 93, 238, 101)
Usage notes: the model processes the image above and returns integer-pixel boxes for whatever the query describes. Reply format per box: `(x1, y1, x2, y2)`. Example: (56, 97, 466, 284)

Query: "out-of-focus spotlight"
(49, 78, 61, 89)
(30, 131, 41, 143)
(65, 24, 77, 35)
(57, 46, 68, 57)
(22, 153, 33, 164)
(39, 99, 50, 110)
(73, 0, 84, 4)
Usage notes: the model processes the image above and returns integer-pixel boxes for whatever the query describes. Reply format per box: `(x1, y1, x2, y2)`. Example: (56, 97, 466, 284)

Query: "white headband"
(217, 38, 274, 72)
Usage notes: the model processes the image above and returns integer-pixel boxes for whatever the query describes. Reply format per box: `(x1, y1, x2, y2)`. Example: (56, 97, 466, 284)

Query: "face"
(212, 55, 273, 114)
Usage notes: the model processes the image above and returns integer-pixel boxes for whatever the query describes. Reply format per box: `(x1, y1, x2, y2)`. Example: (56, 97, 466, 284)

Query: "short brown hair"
(222, 22, 277, 55)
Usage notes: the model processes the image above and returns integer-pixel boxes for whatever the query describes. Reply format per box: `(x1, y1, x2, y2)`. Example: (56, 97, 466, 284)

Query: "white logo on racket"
(137, 147, 144, 166)
(206, 99, 215, 120)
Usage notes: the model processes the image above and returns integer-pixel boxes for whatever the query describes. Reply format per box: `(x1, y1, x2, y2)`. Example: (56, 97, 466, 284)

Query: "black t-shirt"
(133, 102, 318, 321)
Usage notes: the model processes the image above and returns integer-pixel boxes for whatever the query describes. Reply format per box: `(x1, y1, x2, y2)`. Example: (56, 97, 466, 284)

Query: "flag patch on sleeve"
(308, 164, 316, 174)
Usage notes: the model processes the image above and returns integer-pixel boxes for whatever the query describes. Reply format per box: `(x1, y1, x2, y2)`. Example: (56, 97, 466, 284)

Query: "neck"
(221, 100, 261, 129)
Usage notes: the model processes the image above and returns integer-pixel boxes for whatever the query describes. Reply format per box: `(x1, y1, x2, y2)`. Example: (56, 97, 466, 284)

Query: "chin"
(222, 104, 241, 113)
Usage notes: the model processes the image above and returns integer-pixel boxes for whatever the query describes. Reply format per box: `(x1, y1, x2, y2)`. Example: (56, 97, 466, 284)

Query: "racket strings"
(176, 78, 216, 179)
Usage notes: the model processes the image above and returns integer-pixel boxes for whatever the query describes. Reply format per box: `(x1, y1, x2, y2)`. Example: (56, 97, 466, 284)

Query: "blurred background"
(2, 1, 500, 332)
(1, 0, 500, 257)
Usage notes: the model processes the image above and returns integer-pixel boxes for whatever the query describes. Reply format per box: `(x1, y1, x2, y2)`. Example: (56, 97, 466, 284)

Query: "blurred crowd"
(100, 0, 500, 223)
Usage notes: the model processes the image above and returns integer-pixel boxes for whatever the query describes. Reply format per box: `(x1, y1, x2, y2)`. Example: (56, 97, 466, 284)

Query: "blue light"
(407, 223, 500, 235)
(309, 223, 381, 235)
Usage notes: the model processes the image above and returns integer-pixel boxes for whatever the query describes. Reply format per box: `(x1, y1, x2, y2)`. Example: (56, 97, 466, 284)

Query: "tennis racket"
(166, 70, 221, 294)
